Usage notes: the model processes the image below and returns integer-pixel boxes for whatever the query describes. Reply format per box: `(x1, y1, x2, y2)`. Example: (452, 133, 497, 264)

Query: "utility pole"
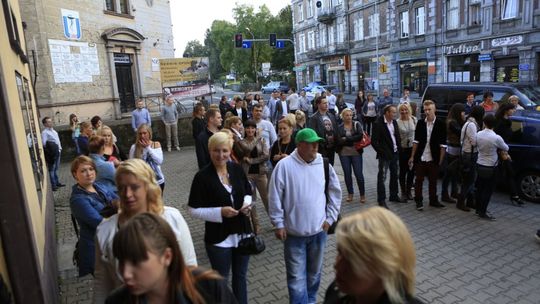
(245, 27, 258, 87)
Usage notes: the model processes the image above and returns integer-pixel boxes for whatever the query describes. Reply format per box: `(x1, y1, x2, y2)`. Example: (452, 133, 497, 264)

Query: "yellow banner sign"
(159, 57, 209, 83)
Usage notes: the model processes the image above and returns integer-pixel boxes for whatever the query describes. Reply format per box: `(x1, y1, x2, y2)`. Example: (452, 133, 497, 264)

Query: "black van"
(421, 82, 540, 118)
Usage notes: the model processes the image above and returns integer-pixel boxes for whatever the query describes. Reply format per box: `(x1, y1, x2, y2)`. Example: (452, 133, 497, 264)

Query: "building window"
(447, 0, 459, 30)
(368, 13, 379, 37)
(353, 17, 364, 40)
(501, 0, 518, 20)
(328, 25, 334, 45)
(105, 0, 115, 11)
(469, 1, 482, 25)
(298, 3, 304, 22)
(119, 0, 129, 14)
(336, 22, 344, 43)
(400, 11, 409, 38)
(415, 7, 425, 35)
(307, 0, 313, 18)
(447, 55, 480, 82)
(320, 26, 327, 46)
(299, 33, 306, 53)
(308, 31, 315, 49)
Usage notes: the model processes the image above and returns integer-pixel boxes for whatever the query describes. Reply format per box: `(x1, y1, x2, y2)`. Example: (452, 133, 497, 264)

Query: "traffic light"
(235, 33, 243, 48)
(269, 33, 277, 47)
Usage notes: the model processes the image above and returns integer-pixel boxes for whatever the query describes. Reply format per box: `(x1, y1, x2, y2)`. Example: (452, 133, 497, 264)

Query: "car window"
(508, 120, 524, 144)
(423, 87, 449, 117)
(491, 90, 512, 104)
(516, 86, 540, 106)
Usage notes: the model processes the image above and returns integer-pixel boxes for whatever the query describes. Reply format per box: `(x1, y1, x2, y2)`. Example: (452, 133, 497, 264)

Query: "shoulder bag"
(353, 121, 371, 152)
(237, 215, 265, 255)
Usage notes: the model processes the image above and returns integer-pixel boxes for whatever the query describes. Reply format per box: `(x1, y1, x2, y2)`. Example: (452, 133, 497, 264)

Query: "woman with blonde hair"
(336, 108, 366, 203)
(396, 103, 417, 202)
(295, 110, 306, 130)
(105, 213, 235, 303)
(129, 124, 165, 191)
(93, 159, 197, 303)
(98, 125, 125, 164)
(324, 207, 423, 304)
(188, 131, 253, 304)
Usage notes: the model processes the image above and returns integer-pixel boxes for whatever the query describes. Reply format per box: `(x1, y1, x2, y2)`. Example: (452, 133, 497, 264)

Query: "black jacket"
(336, 121, 363, 154)
(309, 111, 338, 148)
(195, 128, 213, 169)
(324, 281, 424, 304)
(230, 108, 248, 123)
(413, 117, 447, 163)
(188, 162, 252, 244)
(192, 117, 206, 140)
(371, 116, 401, 160)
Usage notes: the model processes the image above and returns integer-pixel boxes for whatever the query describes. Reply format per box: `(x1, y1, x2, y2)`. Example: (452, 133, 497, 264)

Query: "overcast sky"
(169, 0, 291, 57)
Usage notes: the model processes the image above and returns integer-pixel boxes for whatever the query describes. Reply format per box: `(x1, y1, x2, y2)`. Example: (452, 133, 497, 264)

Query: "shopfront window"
(447, 55, 480, 82)
(400, 61, 428, 95)
(357, 59, 376, 92)
(495, 57, 519, 82)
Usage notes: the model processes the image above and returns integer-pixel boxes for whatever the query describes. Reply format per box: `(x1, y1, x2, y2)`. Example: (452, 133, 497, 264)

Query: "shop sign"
(114, 53, 131, 64)
(491, 35, 523, 47)
(397, 49, 426, 61)
(478, 54, 492, 61)
(519, 64, 530, 71)
(444, 42, 483, 55)
(293, 65, 307, 72)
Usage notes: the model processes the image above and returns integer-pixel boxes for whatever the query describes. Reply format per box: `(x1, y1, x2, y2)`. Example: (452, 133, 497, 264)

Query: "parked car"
(504, 110, 540, 203)
(421, 82, 540, 118)
(261, 81, 289, 94)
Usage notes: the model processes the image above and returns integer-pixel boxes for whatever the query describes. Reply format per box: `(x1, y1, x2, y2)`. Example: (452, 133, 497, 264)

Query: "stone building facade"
(20, 0, 174, 125)
(292, 0, 540, 98)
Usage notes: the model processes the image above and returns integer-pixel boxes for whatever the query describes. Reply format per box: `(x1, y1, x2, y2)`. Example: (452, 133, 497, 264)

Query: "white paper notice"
(48, 39, 100, 83)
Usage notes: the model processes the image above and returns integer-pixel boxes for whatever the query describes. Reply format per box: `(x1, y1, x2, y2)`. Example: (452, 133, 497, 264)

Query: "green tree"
(182, 40, 208, 58)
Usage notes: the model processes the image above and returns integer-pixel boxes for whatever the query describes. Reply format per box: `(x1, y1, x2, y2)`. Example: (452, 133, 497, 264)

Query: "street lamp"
(246, 27, 258, 87)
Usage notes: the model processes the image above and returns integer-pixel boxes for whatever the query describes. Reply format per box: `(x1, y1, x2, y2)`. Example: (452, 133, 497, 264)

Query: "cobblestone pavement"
(56, 146, 540, 304)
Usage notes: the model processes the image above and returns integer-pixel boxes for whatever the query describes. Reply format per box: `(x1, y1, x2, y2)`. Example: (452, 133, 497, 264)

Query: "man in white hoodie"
(268, 128, 342, 304)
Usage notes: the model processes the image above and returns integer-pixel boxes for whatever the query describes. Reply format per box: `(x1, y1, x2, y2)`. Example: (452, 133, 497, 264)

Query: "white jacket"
(93, 206, 197, 303)
(268, 150, 342, 237)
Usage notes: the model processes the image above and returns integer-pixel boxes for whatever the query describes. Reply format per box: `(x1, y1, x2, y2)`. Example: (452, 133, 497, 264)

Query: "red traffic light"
(235, 33, 243, 48)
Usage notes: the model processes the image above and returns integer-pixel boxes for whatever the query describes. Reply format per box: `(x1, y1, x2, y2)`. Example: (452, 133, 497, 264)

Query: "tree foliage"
(182, 40, 208, 58)
(203, 3, 293, 83)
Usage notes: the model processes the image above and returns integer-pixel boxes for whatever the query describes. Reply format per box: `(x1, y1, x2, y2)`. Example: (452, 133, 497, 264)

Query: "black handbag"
(237, 215, 265, 255)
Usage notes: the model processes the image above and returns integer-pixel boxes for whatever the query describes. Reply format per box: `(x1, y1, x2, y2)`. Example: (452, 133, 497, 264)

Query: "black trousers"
(476, 165, 496, 216)
(399, 147, 414, 194)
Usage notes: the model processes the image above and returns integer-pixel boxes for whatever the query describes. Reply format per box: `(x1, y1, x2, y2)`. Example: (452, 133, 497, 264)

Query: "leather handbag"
(354, 131, 371, 152)
(237, 215, 265, 255)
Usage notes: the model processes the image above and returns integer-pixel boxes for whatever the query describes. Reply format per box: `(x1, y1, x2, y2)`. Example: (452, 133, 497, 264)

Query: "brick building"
(292, 0, 540, 98)
(20, 0, 175, 125)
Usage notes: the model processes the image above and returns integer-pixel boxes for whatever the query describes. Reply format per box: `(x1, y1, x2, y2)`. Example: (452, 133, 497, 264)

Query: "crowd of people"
(40, 85, 532, 304)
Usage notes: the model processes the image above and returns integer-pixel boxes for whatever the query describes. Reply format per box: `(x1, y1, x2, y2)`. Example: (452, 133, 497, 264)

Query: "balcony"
(317, 7, 336, 24)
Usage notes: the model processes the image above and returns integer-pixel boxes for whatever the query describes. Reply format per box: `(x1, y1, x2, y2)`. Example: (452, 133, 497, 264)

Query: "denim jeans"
(441, 154, 459, 196)
(49, 154, 61, 187)
(338, 154, 365, 195)
(284, 231, 327, 304)
(205, 243, 250, 304)
(377, 152, 399, 203)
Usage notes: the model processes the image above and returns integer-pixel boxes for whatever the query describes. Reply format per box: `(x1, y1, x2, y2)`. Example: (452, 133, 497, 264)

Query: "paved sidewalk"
(56, 146, 540, 304)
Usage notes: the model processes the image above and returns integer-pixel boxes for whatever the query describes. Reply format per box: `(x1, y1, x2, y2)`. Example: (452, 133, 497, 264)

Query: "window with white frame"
(469, 1, 482, 25)
(335, 0, 342, 6)
(501, 0, 518, 19)
(328, 25, 335, 45)
(298, 33, 306, 53)
(368, 13, 379, 37)
(320, 26, 327, 46)
(298, 3, 304, 22)
(415, 6, 425, 35)
(308, 31, 315, 49)
(447, 0, 459, 29)
(337, 22, 344, 43)
(400, 11, 409, 38)
(307, 0, 314, 18)
(353, 17, 364, 40)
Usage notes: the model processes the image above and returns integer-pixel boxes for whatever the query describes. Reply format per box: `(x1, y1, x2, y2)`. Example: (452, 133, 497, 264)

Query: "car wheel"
(518, 171, 540, 203)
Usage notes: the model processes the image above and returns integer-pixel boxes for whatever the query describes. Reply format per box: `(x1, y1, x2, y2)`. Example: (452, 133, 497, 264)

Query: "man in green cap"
(268, 127, 342, 303)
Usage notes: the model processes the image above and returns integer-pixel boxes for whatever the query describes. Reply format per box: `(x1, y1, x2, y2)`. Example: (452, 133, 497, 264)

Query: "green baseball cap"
(295, 128, 323, 144)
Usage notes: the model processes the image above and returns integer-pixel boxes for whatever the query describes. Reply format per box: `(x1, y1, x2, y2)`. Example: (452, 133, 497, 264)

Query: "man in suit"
(371, 105, 401, 208)
(308, 96, 338, 165)
(408, 100, 447, 210)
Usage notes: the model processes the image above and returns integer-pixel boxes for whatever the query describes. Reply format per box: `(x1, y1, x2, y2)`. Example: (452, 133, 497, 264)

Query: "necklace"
(278, 139, 290, 155)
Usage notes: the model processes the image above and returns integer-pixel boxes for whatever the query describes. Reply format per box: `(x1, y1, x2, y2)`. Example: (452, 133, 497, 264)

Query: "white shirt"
(42, 128, 62, 151)
(256, 119, 277, 150)
(280, 100, 288, 116)
(384, 117, 398, 152)
(420, 118, 436, 162)
(287, 93, 300, 111)
(326, 94, 337, 110)
(476, 129, 509, 167)
(461, 118, 478, 153)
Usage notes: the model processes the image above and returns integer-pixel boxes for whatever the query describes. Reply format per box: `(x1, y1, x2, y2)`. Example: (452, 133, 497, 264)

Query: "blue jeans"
(284, 231, 327, 304)
(49, 154, 61, 187)
(377, 152, 399, 203)
(205, 243, 250, 304)
(338, 154, 365, 195)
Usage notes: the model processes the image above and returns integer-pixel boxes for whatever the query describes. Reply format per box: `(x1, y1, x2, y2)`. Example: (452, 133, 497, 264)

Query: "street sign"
(242, 41, 252, 49)
(478, 54, 492, 61)
(276, 40, 285, 49)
